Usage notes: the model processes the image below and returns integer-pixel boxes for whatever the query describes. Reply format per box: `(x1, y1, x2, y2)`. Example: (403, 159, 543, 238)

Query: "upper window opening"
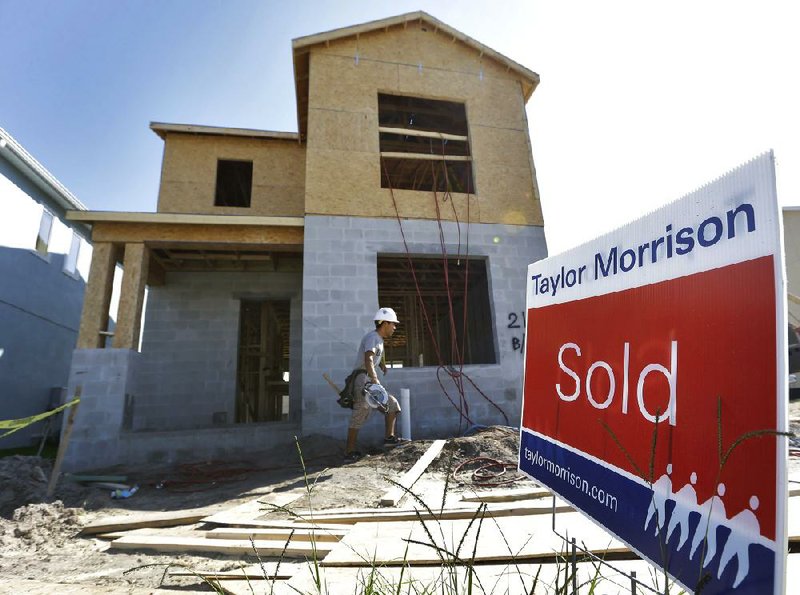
(215, 160, 253, 208)
(378, 94, 474, 193)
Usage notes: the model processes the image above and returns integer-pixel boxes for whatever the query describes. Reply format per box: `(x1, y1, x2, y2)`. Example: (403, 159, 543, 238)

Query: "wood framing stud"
(115, 243, 150, 350)
(77, 242, 118, 349)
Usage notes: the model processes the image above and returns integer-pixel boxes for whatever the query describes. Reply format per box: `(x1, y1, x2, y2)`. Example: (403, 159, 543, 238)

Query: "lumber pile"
(78, 442, 800, 595)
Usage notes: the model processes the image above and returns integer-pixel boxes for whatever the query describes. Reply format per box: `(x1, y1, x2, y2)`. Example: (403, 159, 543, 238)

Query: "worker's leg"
(346, 427, 360, 454)
(347, 375, 370, 456)
(384, 394, 401, 439)
(384, 411, 397, 439)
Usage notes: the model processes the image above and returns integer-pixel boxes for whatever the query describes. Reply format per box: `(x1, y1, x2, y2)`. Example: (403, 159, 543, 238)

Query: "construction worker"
(344, 307, 405, 460)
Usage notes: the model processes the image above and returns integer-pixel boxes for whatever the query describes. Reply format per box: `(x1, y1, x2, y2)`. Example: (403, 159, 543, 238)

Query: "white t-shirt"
(354, 330, 384, 370)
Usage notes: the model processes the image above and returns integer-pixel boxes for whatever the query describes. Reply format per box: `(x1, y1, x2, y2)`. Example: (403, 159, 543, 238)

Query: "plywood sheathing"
(156, 133, 306, 217)
(302, 22, 543, 226)
(292, 11, 539, 138)
(114, 243, 149, 349)
(320, 515, 626, 567)
(76, 242, 119, 349)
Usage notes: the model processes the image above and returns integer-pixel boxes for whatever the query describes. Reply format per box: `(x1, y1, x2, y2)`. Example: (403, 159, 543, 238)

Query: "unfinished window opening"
(377, 256, 495, 367)
(378, 93, 474, 193)
(236, 300, 291, 423)
(214, 159, 253, 207)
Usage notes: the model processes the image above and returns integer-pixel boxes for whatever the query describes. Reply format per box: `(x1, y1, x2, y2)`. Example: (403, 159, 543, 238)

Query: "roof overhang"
(0, 127, 91, 238)
(291, 11, 540, 140)
(67, 210, 304, 227)
(66, 211, 305, 279)
(150, 122, 301, 142)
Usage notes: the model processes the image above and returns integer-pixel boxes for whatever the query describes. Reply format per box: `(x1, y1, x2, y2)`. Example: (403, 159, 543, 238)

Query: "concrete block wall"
(301, 215, 547, 446)
(61, 348, 138, 471)
(135, 270, 302, 431)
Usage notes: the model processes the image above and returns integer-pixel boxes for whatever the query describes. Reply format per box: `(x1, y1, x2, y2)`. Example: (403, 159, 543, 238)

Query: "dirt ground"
(1, 403, 798, 594)
(0, 426, 530, 593)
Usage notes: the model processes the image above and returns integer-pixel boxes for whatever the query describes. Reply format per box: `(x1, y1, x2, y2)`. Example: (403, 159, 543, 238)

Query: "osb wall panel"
(312, 24, 513, 81)
(303, 24, 542, 227)
(306, 109, 378, 153)
(157, 134, 305, 217)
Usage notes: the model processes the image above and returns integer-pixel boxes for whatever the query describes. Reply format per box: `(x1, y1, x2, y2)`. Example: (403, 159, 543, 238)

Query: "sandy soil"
(1, 408, 798, 594)
(0, 427, 528, 593)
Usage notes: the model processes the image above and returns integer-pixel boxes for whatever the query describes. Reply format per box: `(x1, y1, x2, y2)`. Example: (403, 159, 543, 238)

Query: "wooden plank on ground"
(80, 507, 217, 535)
(205, 527, 346, 542)
(205, 518, 353, 531)
(272, 560, 681, 595)
(200, 491, 302, 525)
(320, 514, 625, 567)
(168, 562, 299, 580)
(379, 439, 446, 507)
(460, 486, 552, 503)
(109, 535, 334, 558)
(303, 498, 573, 524)
(0, 578, 169, 595)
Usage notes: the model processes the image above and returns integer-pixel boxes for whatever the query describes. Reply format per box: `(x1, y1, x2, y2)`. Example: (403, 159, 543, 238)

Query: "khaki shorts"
(348, 374, 401, 430)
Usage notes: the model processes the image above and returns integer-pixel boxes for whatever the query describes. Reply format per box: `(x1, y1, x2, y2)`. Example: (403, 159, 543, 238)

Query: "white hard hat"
(374, 307, 399, 324)
(364, 383, 389, 410)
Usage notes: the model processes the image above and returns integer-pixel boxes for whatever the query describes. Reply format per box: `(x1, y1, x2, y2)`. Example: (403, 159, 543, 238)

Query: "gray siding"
(0, 248, 84, 449)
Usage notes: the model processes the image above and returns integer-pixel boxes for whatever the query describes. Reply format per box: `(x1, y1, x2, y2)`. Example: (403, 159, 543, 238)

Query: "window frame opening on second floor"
(214, 159, 253, 208)
(378, 93, 475, 194)
(377, 254, 496, 368)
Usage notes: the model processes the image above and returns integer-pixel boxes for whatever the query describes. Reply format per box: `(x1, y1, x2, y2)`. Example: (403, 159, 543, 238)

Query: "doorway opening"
(236, 300, 291, 422)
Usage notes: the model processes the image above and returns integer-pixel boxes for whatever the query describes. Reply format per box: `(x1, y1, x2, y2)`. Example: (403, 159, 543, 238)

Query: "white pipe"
(399, 388, 411, 441)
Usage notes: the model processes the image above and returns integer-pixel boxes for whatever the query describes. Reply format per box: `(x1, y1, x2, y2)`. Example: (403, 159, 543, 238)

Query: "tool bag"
(337, 369, 367, 409)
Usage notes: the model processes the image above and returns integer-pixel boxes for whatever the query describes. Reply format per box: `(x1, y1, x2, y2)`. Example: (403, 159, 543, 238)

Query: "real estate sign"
(520, 153, 787, 595)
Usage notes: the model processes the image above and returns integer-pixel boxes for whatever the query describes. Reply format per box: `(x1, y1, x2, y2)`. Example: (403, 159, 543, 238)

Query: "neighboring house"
(0, 127, 92, 449)
(62, 12, 547, 470)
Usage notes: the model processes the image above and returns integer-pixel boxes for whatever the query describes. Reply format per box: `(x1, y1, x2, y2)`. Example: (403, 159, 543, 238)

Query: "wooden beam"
(168, 562, 299, 580)
(380, 152, 471, 162)
(109, 535, 335, 558)
(46, 386, 81, 497)
(68, 211, 303, 227)
(300, 499, 573, 524)
(378, 126, 468, 142)
(206, 527, 347, 542)
(380, 439, 446, 507)
(91, 221, 304, 245)
(460, 486, 552, 503)
(79, 506, 218, 535)
(115, 243, 149, 349)
(76, 242, 118, 348)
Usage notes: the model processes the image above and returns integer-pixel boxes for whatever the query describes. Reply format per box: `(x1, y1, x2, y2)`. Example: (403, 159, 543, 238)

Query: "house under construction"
(63, 11, 547, 470)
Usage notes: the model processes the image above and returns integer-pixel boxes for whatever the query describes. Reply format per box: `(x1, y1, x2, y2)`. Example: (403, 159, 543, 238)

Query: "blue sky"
(2, 0, 798, 253)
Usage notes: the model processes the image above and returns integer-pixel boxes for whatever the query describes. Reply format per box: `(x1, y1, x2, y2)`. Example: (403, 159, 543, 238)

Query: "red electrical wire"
(382, 157, 510, 429)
